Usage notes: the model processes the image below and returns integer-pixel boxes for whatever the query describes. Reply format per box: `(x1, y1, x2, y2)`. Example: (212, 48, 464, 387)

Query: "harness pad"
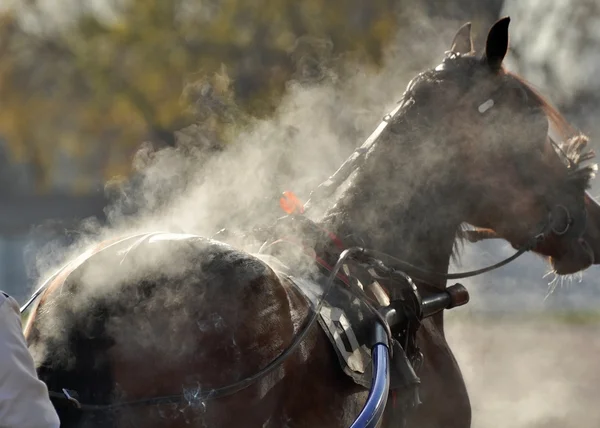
(257, 254, 418, 392)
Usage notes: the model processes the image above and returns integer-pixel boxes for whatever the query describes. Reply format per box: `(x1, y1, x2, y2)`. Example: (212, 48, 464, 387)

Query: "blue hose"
(349, 343, 390, 428)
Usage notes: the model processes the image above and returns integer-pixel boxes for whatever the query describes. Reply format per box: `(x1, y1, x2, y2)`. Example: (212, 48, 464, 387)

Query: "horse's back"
(26, 233, 292, 425)
(27, 232, 363, 427)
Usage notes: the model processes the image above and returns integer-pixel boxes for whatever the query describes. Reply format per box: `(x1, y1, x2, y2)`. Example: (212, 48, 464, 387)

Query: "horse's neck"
(320, 157, 465, 291)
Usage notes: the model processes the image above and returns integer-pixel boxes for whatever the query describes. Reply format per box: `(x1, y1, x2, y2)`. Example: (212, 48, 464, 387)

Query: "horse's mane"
(509, 72, 597, 190)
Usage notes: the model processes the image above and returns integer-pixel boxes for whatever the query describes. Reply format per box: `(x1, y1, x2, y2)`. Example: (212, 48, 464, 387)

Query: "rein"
(362, 229, 547, 283)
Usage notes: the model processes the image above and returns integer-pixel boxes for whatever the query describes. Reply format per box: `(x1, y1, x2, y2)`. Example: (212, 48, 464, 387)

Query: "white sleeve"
(0, 293, 60, 428)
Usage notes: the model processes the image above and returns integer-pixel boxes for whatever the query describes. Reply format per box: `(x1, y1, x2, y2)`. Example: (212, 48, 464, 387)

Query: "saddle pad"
(256, 254, 415, 391)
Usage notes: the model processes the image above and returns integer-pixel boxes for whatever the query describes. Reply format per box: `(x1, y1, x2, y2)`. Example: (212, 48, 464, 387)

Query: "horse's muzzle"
(550, 238, 594, 275)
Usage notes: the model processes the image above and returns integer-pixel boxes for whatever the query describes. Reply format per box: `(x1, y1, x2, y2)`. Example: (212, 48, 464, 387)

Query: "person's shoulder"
(0, 291, 12, 308)
(0, 291, 21, 321)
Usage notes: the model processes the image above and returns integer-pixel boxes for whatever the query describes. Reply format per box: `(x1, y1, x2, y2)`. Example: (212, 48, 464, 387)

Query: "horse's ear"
(450, 22, 473, 55)
(484, 17, 510, 70)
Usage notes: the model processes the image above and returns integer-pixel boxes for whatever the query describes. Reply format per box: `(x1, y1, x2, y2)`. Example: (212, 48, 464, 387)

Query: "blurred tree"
(0, 0, 402, 194)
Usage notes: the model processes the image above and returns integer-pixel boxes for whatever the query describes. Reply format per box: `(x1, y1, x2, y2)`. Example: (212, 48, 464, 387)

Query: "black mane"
(510, 72, 596, 189)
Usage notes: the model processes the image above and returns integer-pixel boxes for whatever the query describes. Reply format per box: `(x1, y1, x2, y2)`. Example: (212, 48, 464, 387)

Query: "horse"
(22, 17, 600, 427)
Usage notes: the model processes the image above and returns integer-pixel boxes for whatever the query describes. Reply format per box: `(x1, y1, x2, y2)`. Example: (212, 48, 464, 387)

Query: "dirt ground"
(445, 314, 600, 428)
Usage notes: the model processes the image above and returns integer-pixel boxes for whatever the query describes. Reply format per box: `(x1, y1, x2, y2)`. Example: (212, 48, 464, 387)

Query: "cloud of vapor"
(80, 11, 469, 240)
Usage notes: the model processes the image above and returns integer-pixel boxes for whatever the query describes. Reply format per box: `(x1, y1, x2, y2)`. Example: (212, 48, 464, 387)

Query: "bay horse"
(23, 17, 600, 427)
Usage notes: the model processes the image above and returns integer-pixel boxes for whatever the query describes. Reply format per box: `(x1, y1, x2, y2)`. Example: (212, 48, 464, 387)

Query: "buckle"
(62, 388, 82, 409)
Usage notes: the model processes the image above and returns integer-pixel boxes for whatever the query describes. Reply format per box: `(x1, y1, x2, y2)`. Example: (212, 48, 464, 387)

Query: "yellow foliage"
(0, 0, 401, 194)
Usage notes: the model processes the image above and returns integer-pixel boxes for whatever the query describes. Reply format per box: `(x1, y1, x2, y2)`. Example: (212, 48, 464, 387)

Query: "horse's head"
(401, 17, 600, 275)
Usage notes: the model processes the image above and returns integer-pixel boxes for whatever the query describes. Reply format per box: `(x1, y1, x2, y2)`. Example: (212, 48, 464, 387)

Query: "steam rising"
(29, 9, 462, 274)
(23, 5, 600, 427)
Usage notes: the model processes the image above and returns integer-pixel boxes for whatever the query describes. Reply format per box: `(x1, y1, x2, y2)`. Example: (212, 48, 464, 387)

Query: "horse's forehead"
(410, 61, 496, 111)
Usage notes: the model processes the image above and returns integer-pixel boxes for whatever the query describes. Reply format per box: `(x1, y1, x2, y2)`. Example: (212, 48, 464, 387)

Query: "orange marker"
(279, 191, 305, 215)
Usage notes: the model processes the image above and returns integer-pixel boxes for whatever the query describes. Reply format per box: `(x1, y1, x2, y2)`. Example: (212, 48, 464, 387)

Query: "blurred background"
(1, 0, 599, 426)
